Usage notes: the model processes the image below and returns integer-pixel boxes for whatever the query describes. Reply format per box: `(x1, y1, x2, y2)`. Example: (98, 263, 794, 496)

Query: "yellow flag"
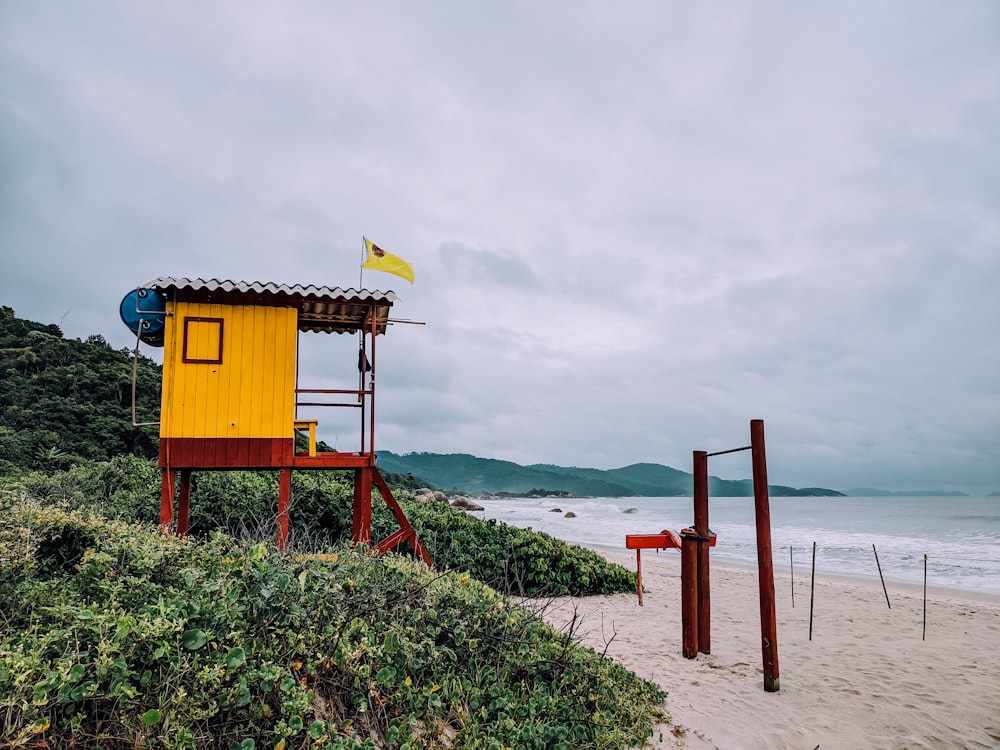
(361, 237, 414, 284)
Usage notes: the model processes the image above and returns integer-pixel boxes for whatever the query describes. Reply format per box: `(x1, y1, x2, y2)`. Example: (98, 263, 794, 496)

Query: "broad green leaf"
(141, 709, 161, 726)
(225, 647, 246, 670)
(182, 629, 207, 650)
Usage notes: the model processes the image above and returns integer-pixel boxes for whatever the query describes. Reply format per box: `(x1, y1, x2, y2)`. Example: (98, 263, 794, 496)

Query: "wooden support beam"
(693, 450, 711, 654)
(159, 469, 175, 537)
(751, 419, 780, 692)
(176, 470, 192, 538)
(352, 467, 372, 545)
(681, 529, 699, 658)
(371, 468, 433, 565)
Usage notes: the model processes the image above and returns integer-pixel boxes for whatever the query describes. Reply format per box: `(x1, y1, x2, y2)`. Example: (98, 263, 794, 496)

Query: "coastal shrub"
(384, 503, 637, 596)
(8, 458, 637, 596)
(0, 498, 666, 749)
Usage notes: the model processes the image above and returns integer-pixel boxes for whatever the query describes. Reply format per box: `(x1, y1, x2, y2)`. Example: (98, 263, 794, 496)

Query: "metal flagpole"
(360, 236, 366, 288)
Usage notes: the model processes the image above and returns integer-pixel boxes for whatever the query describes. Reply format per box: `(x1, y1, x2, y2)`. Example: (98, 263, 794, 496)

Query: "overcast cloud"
(2, 1, 998, 493)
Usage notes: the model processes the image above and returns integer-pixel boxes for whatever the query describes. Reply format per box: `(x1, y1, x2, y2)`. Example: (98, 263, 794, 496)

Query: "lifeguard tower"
(120, 277, 430, 563)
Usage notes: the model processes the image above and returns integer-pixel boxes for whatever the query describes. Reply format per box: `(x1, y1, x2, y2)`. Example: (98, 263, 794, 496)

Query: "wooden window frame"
(182, 316, 224, 364)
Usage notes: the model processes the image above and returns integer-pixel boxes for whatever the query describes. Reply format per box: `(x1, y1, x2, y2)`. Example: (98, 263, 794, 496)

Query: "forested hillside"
(375, 451, 636, 496)
(0, 306, 162, 474)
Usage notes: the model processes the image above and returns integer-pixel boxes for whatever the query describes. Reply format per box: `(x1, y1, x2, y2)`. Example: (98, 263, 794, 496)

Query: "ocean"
(472, 495, 1000, 596)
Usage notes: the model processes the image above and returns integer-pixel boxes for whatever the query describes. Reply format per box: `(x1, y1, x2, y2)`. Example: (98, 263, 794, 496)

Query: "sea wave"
(474, 495, 1000, 595)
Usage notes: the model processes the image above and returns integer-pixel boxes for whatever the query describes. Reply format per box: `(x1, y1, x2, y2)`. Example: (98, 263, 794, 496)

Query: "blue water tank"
(119, 288, 167, 347)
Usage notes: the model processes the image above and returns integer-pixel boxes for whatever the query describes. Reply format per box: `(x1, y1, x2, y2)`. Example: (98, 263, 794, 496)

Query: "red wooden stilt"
(159, 469, 175, 537)
(750, 419, 780, 692)
(353, 467, 372, 545)
(176, 470, 192, 538)
(277, 468, 292, 551)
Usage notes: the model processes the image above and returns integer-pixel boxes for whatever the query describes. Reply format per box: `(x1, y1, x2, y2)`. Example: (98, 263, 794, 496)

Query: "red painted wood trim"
(159, 437, 294, 468)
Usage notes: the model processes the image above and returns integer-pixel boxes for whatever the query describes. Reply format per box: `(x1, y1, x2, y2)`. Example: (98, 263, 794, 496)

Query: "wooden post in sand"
(693, 450, 711, 654)
(750, 419, 780, 692)
(680, 529, 700, 658)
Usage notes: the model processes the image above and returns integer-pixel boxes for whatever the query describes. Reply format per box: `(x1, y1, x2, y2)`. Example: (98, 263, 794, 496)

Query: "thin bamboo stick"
(809, 541, 816, 641)
(923, 554, 928, 641)
(873, 544, 891, 609)
(790, 545, 795, 608)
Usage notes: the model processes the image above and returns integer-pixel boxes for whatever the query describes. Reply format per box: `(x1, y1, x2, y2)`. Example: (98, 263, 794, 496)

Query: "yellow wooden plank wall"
(160, 301, 297, 438)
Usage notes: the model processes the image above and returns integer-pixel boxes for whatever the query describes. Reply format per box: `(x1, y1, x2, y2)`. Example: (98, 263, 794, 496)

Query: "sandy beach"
(539, 547, 1000, 750)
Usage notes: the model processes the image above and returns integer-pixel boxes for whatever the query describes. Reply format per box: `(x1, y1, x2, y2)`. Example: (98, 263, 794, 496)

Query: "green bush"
(8, 457, 637, 597)
(385, 503, 636, 597)
(0, 498, 666, 749)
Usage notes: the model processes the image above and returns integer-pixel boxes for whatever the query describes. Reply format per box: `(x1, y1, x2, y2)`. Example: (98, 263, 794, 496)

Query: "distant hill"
(843, 488, 970, 497)
(374, 452, 633, 497)
(376, 451, 844, 498)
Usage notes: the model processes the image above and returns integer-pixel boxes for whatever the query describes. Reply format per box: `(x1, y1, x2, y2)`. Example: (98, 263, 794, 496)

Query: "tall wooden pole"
(680, 529, 699, 658)
(750, 419, 780, 692)
(693, 450, 711, 654)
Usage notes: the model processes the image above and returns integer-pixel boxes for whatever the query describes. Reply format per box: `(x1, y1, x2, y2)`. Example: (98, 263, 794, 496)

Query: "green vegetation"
(386, 503, 635, 597)
(1, 497, 666, 749)
(0, 306, 162, 475)
(12, 455, 636, 598)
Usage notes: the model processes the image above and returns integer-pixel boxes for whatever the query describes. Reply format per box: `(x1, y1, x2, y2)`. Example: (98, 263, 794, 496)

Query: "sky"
(2, 1, 999, 494)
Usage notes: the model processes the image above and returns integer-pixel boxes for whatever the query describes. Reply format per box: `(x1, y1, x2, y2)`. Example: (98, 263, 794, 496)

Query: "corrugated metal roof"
(144, 277, 397, 335)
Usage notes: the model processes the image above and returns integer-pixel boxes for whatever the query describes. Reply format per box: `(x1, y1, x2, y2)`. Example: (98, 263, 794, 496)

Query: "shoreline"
(583, 541, 1000, 603)
(539, 545, 1000, 749)
(476, 493, 1000, 598)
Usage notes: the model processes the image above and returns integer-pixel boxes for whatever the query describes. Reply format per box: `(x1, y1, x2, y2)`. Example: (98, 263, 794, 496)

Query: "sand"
(538, 547, 1000, 750)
